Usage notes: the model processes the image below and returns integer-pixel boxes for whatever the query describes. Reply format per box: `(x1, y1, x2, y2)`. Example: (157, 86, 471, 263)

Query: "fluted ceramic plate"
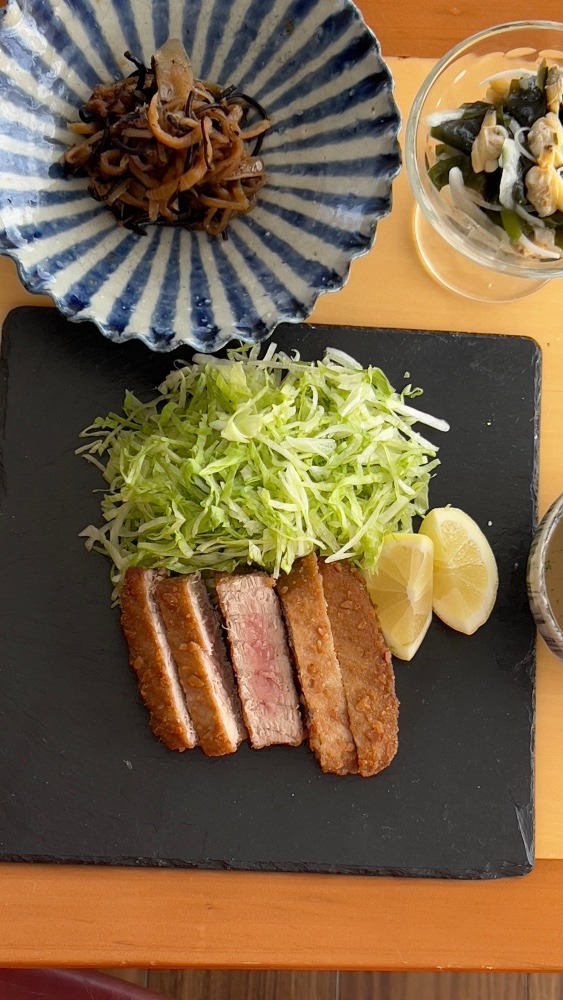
(0, 0, 400, 352)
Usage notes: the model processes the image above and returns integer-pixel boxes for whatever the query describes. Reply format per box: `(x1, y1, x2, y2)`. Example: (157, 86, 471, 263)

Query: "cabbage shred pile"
(77, 345, 448, 595)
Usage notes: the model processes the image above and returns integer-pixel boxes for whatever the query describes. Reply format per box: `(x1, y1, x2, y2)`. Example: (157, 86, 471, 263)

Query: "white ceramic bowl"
(0, 0, 401, 352)
(527, 493, 563, 659)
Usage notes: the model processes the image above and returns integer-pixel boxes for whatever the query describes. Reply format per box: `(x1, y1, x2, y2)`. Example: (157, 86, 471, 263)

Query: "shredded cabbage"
(77, 344, 449, 595)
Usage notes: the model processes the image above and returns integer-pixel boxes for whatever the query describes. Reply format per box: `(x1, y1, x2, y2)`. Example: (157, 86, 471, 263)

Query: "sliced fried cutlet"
(276, 554, 357, 775)
(154, 574, 246, 757)
(120, 567, 198, 751)
(215, 573, 304, 750)
(318, 558, 399, 777)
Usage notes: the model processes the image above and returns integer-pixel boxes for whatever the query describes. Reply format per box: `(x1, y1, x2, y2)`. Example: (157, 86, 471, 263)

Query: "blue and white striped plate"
(0, 0, 401, 352)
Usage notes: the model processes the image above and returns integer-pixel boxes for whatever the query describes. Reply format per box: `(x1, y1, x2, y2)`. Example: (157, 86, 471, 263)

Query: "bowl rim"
(404, 19, 563, 280)
(527, 492, 563, 660)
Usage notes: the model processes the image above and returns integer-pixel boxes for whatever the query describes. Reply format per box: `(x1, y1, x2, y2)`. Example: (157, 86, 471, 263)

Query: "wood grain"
(529, 976, 563, 1000)
(360, 0, 547, 57)
(105, 969, 149, 988)
(103, 971, 563, 999)
(1, 860, 562, 970)
(147, 971, 338, 1000)
(339, 973, 528, 1000)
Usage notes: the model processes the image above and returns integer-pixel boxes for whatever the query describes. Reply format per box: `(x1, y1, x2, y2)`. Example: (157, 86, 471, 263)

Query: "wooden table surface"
(1, 0, 562, 973)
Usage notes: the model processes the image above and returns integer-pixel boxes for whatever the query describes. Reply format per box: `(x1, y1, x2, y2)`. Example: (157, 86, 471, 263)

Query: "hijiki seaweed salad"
(426, 61, 563, 260)
(63, 39, 270, 238)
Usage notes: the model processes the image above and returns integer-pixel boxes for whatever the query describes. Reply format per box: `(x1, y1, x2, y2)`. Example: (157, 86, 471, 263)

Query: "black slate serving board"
(0, 308, 539, 879)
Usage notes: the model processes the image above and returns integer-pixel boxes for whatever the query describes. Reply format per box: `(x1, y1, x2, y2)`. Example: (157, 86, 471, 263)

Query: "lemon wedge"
(365, 533, 434, 661)
(419, 507, 498, 635)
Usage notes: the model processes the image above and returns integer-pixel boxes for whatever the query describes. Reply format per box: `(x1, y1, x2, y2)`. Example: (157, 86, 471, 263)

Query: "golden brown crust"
(277, 554, 357, 775)
(318, 559, 399, 777)
(154, 576, 245, 757)
(119, 568, 197, 751)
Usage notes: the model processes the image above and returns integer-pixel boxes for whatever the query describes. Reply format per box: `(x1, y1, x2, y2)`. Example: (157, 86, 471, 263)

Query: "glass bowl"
(405, 21, 563, 301)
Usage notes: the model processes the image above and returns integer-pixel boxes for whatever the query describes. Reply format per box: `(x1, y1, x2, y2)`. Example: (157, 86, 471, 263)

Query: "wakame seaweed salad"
(426, 61, 563, 259)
